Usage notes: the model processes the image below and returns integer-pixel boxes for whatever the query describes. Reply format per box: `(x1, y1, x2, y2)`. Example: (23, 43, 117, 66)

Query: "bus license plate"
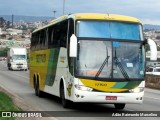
(106, 96, 117, 100)
(17, 66, 22, 68)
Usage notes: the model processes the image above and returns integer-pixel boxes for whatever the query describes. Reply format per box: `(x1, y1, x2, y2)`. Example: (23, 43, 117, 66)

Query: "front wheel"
(114, 103, 125, 109)
(60, 84, 71, 108)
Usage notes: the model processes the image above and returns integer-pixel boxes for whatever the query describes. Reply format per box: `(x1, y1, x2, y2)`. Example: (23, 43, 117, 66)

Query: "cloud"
(0, 0, 160, 24)
(141, 19, 160, 25)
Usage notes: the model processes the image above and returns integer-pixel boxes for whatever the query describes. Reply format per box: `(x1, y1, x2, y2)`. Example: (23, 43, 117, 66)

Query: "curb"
(0, 84, 58, 120)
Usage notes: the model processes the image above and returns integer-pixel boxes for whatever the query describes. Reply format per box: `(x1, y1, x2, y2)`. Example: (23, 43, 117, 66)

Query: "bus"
(30, 13, 157, 109)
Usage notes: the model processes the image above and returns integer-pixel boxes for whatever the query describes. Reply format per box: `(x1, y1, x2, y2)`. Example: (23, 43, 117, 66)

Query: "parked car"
(146, 67, 160, 75)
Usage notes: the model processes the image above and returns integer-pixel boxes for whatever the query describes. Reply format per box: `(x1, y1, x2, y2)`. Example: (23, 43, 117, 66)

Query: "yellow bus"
(30, 13, 156, 109)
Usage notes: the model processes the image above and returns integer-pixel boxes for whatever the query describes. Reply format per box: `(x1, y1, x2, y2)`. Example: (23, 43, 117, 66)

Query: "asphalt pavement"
(0, 61, 160, 120)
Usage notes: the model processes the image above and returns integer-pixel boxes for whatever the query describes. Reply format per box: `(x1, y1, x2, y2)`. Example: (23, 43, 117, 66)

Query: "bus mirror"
(147, 38, 157, 61)
(69, 34, 77, 57)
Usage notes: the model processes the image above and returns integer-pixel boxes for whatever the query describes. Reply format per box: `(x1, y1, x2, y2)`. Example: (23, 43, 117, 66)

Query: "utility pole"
(12, 14, 14, 28)
(53, 10, 56, 18)
(63, 0, 65, 15)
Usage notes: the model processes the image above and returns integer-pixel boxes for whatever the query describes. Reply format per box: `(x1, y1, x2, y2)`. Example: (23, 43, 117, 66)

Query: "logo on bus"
(36, 54, 46, 63)
(95, 83, 107, 86)
(60, 56, 66, 63)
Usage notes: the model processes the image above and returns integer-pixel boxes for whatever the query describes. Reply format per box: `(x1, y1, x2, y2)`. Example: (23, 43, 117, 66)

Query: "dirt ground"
(145, 75, 160, 90)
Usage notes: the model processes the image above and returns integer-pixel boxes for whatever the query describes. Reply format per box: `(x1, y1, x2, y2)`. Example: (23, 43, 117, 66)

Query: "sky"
(0, 0, 160, 25)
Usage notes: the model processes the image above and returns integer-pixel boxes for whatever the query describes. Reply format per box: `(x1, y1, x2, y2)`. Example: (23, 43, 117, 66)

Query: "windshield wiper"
(95, 48, 110, 79)
(114, 49, 130, 81)
(114, 57, 130, 80)
(77, 41, 80, 60)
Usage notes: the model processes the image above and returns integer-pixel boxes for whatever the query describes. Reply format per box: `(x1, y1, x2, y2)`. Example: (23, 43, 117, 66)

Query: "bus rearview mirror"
(147, 38, 157, 61)
(69, 34, 77, 57)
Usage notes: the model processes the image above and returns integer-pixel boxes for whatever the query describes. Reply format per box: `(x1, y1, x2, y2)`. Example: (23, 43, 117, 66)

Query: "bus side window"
(55, 20, 68, 48)
(31, 34, 35, 51)
(68, 19, 74, 75)
(42, 29, 47, 49)
(54, 26, 61, 47)
(69, 19, 74, 38)
(39, 30, 47, 50)
(45, 29, 48, 49)
(48, 26, 55, 48)
(60, 20, 68, 48)
(35, 32, 40, 50)
(39, 32, 43, 50)
(35, 32, 39, 50)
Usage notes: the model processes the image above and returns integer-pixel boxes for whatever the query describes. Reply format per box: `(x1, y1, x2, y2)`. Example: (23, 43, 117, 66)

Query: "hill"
(1, 15, 160, 30)
(0, 15, 53, 22)
(143, 24, 160, 30)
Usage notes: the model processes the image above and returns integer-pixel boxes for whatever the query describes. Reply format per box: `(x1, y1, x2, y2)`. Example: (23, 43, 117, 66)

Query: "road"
(0, 61, 160, 120)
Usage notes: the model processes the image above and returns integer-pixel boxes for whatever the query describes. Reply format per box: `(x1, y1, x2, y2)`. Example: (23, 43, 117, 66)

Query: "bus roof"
(73, 13, 140, 22)
(32, 13, 141, 33)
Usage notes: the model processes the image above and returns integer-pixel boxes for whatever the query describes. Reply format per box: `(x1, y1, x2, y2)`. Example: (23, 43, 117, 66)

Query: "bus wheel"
(35, 80, 44, 97)
(60, 84, 70, 108)
(34, 81, 38, 96)
(114, 103, 125, 109)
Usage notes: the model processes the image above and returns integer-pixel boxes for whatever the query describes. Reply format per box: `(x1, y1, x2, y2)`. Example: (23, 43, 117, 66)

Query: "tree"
(6, 21, 11, 28)
(0, 17, 6, 27)
(1, 34, 6, 39)
(0, 48, 9, 57)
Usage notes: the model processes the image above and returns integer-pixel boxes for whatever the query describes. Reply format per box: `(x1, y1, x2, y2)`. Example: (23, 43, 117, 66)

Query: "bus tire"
(35, 80, 44, 98)
(60, 84, 70, 108)
(34, 80, 38, 96)
(8, 63, 11, 70)
(114, 103, 125, 109)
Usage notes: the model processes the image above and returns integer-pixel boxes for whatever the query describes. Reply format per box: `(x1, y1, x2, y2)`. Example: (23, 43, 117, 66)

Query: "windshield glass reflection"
(76, 40, 112, 78)
(113, 42, 144, 79)
(75, 40, 145, 80)
(77, 21, 143, 40)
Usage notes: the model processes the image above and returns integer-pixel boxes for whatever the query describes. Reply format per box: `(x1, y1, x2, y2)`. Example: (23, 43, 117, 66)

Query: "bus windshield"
(75, 40, 145, 80)
(76, 21, 143, 40)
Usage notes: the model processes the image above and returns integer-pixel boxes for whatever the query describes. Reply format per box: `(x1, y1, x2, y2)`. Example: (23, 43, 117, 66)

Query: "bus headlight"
(129, 87, 144, 93)
(75, 85, 93, 91)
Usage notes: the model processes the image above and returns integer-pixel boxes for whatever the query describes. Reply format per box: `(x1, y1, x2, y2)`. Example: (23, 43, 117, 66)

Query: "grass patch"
(0, 92, 19, 120)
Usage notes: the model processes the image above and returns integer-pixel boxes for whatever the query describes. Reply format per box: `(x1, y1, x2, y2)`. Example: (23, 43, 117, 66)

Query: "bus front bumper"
(72, 90, 144, 104)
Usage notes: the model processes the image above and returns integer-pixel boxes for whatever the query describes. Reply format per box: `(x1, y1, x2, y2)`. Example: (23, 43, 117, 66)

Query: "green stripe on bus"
(45, 48, 60, 86)
(112, 82, 128, 88)
(123, 81, 141, 89)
